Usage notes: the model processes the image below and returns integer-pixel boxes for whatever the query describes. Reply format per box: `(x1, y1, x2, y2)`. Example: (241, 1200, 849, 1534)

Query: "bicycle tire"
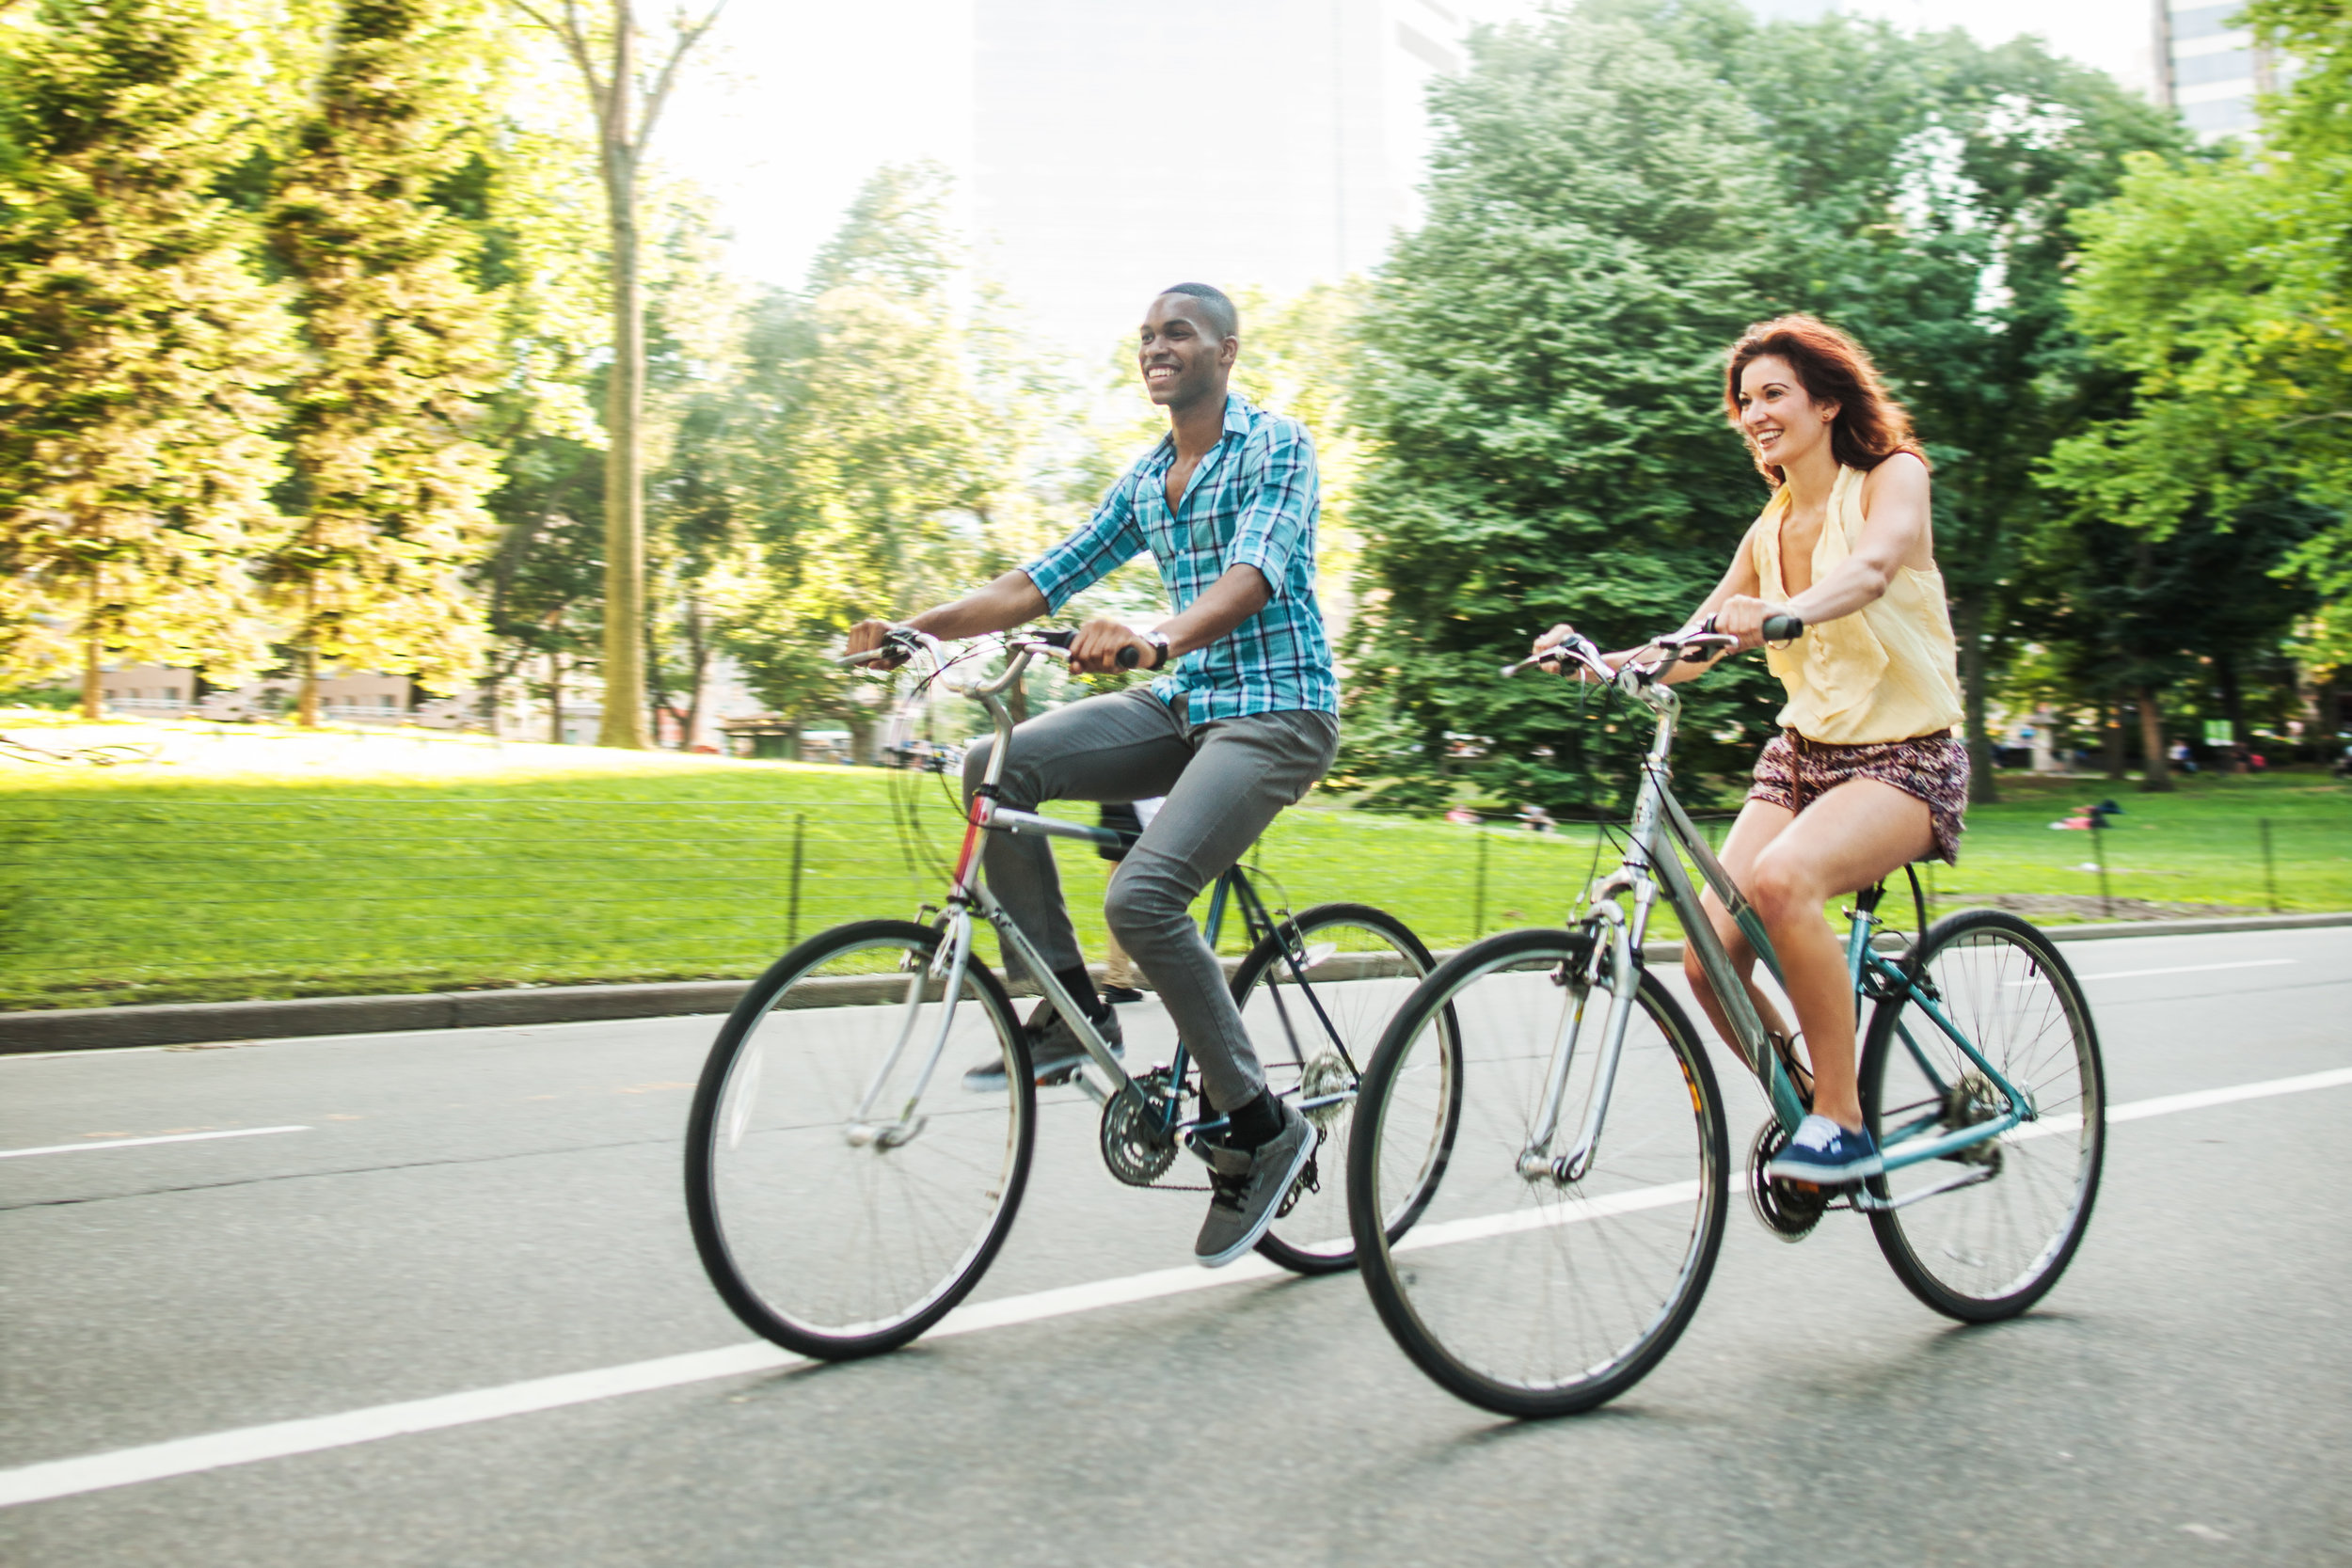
(1349, 928, 1728, 1418)
(684, 919, 1035, 1359)
(1228, 903, 1454, 1275)
(1859, 909, 2104, 1323)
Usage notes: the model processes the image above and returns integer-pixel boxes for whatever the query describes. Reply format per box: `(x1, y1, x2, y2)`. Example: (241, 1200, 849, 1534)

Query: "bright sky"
(660, 0, 2162, 293)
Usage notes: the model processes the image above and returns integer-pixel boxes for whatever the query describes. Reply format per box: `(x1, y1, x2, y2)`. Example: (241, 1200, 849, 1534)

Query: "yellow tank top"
(1751, 464, 1964, 745)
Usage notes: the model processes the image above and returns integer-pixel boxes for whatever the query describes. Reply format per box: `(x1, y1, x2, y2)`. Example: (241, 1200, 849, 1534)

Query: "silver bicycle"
(1345, 618, 2106, 1418)
(685, 629, 1457, 1359)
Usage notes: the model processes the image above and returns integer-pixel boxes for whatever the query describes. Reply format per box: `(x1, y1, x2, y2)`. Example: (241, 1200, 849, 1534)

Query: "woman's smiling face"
(1735, 354, 1838, 472)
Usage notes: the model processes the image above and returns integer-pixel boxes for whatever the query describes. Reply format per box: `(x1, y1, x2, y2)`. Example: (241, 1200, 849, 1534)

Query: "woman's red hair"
(1724, 315, 1924, 484)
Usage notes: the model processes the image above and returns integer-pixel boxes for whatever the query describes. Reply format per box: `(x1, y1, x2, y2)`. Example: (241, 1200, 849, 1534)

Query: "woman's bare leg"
(1743, 779, 1934, 1130)
(1681, 796, 1799, 1054)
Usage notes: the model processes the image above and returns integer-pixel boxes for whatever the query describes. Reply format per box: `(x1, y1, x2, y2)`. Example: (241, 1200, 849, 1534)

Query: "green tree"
(505, 0, 723, 750)
(705, 166, 1027, 747)
(478, 430, 602, 738)
(1709, 5, 2183, 800)
(266, 0, 505, 725)
(1351, 0, 2183, 811)
(2045, 0, 2352, 725)
(0, 0, 290, 715)
(1345, 8, 1780, 814)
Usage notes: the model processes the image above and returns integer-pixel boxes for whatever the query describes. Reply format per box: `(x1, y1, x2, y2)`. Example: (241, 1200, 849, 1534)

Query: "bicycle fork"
(1516, 908, 1642, 1185)
(844, 907, 978, 1149)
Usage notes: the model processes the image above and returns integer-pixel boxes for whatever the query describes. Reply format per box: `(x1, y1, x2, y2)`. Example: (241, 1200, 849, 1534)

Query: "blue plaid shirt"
(1022, 393, 1338, 722)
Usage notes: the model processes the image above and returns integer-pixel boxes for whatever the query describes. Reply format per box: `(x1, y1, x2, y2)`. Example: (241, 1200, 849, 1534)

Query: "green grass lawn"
(0, 745, 2344, 1009)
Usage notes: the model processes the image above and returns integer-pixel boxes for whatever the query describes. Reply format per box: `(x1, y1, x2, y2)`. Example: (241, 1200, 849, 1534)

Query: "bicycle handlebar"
(1027, 627, 1142, 669)
(1504, 612, 1807, 685)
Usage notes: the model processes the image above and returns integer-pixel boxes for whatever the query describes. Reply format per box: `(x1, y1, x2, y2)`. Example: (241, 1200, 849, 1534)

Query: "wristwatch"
(1144, 630, 1172, 671)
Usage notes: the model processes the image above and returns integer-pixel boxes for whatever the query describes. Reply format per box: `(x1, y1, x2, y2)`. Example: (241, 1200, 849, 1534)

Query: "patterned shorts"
(1748, 729, 1970, 865)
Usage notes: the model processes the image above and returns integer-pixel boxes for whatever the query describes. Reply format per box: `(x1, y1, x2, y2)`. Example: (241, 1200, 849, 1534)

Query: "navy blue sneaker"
(1763, 1115, 1882, 1182)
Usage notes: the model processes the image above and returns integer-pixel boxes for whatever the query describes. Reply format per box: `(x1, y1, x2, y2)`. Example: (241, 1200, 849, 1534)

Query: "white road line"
(2010, 1067, 2352, 1143)
(2105, 1066, 2352, 1123)
(0, 1126, 310, 1161)
(5, 1063, 2349, 1511)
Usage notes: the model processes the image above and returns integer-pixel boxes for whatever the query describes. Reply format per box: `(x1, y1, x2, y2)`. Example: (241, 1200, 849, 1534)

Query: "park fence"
(0, 794, 2341, 1010)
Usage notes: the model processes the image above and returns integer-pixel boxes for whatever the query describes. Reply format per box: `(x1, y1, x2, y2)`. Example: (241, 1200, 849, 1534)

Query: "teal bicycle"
(1345, 619, 2106, 1418)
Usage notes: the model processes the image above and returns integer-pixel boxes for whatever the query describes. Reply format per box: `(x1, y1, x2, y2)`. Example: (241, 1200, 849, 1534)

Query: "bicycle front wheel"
(1861, 909, 2104, 1322)
(684, 919, 1035, 1359)
(1349, 928, 1728, 1418)
(1231, 903, 1449, 1275)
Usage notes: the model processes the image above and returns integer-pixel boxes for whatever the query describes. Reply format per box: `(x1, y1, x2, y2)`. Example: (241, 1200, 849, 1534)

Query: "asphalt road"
(3, 926, 2348, 1567)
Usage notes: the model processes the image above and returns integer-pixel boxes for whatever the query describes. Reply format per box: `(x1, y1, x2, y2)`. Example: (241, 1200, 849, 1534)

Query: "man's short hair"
(1158, 282, 1238, 341)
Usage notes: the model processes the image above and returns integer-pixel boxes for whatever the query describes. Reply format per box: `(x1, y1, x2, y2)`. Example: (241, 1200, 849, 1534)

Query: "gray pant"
(961, 686, 1340, 1112)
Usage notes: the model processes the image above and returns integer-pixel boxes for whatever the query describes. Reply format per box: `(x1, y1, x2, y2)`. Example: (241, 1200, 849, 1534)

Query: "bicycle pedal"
(1275, 1157, 1319, 1218)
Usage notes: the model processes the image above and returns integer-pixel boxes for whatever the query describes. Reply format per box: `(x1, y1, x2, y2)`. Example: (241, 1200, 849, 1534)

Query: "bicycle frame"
(1521, 652, 2037, 1198)
(848, 635, 1358, 1150)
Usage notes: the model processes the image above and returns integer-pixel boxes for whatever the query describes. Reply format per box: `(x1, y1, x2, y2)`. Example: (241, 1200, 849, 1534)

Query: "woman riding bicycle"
(1535, 314, 1966, 1183)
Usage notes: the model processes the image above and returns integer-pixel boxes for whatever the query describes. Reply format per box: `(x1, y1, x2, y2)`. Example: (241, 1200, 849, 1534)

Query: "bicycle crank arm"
(1844, 1165, 1998, 1213)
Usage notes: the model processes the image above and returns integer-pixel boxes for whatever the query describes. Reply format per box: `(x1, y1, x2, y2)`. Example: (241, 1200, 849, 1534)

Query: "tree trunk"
(2103, 694, 2128, 781)
(79, 575, 103, 721)
(548, 650, 564, 744)
(1954, 594, 1999, 804)
(2319, 676, 2342, 754)
(294, 577, 321, 725)
(596, 17, 648, 751)
(297, 648, 320, 726)
(2135, 685, 2172, 792)
(680, 595, 708, 746)
(2213, 648, 2248, 747)
(525, 0, 717, 748)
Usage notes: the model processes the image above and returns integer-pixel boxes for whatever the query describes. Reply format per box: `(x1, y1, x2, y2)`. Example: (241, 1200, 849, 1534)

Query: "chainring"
(1099, 1085, 1179, 1188)
(1745, 1119, 1828, 1242)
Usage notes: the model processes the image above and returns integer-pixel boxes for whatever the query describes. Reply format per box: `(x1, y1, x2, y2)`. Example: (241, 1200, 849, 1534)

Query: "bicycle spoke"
(687, 923, 1033, 1357)
(1863, 914, 2104, 1322)
(1352, 933, 1728, 1418)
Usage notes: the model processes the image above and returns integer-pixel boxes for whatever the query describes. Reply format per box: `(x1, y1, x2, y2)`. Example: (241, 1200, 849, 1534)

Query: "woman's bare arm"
(1715, 452, 1932, 648)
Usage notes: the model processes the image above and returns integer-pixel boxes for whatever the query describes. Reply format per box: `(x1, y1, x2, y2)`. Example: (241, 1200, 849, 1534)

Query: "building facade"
(2154, 0, 2280, 140)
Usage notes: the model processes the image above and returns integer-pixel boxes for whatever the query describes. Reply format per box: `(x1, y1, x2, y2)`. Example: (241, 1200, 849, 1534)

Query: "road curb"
(4, 911, 2346, 1055)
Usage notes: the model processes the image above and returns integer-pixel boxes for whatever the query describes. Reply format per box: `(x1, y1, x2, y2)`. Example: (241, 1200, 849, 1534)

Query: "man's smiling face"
(1137, 293, 1234, 410)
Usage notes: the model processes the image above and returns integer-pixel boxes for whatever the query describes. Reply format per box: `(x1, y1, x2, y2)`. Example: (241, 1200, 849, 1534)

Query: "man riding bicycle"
(845, 282, 1340, 1268)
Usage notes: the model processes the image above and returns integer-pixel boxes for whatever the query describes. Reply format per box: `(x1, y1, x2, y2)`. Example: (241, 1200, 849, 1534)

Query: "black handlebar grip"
(1761, 613, 1805, 641)
(1036, 627, 1140, 666)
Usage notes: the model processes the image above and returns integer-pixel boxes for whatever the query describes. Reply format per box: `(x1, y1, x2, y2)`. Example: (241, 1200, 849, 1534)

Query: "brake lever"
(1504, 630, 1610, 682)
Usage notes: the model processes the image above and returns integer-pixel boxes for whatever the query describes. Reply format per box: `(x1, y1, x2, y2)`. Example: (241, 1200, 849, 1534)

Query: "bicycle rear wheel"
(1230, 903, 1449, 1274)
(1349, 928, 1728, 1418)
(1860, 909, 2104, 1323)
(684, 919, 1035, 1359)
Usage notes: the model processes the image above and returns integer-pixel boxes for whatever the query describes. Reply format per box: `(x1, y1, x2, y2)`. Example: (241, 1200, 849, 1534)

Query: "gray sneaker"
(961, 1005, 1123, 1091)
(1193, 1101, 1318, 1268)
